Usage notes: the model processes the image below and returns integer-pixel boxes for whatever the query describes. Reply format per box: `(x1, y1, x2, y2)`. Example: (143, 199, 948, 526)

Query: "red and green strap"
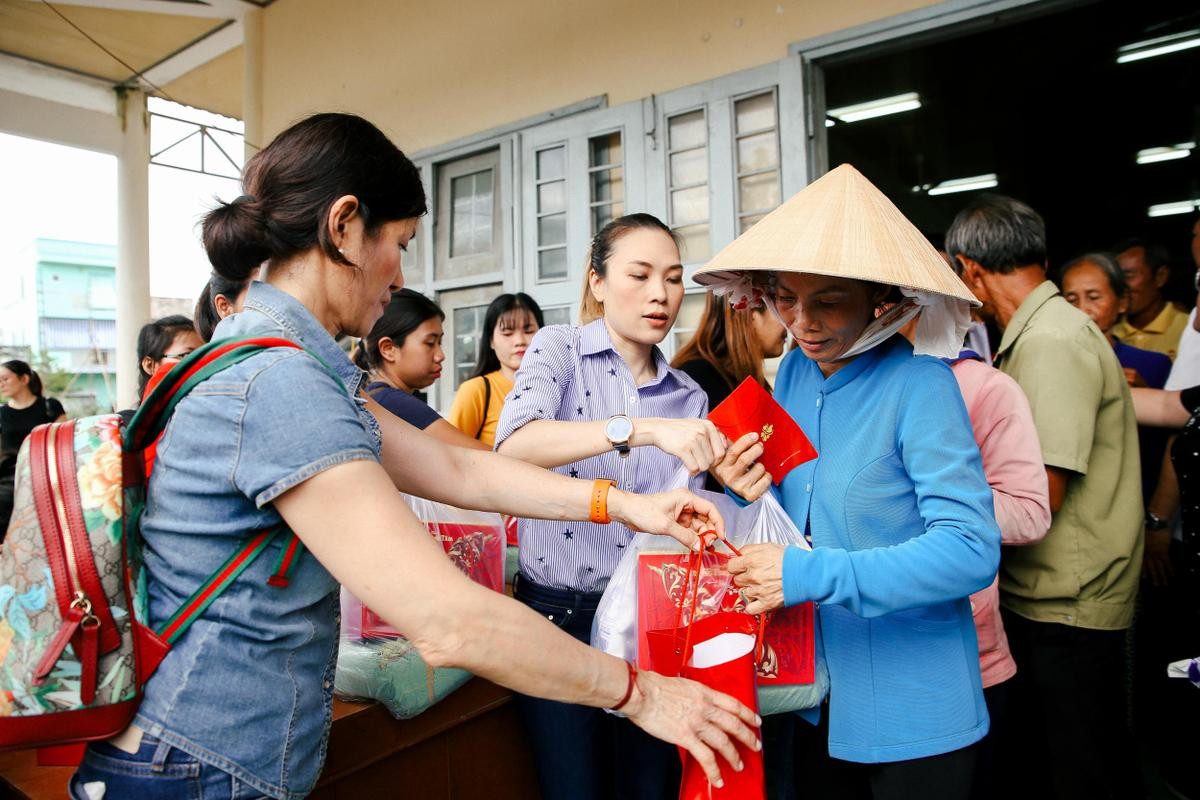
(267, 535, 305, 588)
(156, 527, 285, 645)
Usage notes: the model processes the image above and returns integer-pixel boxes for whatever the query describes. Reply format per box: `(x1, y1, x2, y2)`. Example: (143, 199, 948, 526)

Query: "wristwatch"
(1145, 512, 1170, 531)
(604, 414, 634, 457)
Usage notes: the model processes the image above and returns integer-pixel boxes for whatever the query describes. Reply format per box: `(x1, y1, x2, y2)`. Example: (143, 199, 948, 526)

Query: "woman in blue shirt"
(495, 213, 730, 800)
(705, 165, 1001, 800)
(354, 288, 488, 450)
(68, 115, 756, 800)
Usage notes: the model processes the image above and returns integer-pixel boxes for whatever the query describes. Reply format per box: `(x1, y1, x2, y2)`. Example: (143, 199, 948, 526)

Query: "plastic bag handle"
(668, 531, 769, 675)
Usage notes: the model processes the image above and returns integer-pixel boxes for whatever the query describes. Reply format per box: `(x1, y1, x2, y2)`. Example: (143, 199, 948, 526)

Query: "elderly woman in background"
(1060, 253, 1172, 389)
(704, 165, 1000, 800)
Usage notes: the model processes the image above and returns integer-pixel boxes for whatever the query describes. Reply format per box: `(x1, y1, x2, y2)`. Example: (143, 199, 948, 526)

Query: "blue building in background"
(0, 238, 117, 410)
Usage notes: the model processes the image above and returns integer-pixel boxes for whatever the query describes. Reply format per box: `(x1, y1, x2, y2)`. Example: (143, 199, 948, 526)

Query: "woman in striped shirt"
(495, 213, 730, 800)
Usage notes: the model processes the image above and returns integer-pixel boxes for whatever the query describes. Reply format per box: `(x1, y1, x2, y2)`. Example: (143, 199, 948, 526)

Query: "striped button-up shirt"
(495, 320, 707, 592)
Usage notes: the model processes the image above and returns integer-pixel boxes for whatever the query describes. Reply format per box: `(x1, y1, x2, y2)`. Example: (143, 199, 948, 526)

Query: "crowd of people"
(0, 111, 1195, 800)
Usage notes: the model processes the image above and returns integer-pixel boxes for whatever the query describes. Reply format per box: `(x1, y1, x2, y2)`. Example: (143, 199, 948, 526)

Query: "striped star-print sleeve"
(494, 324, 576, 448)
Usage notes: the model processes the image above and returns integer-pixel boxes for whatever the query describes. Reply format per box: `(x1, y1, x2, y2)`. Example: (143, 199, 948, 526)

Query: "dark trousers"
(787, 706, 977, 800)
(969, 681, 1008, 800)
(512, 574, 680, 800)
(1133, 546, 1200, 799)
(998, 608, 1141, 800)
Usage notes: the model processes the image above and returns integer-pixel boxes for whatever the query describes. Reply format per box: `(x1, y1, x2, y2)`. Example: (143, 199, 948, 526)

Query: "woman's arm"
(1143, 439, 1179, 587)
(1131, 388, 1190, 428)
(274, 460, 759, 784)
(498, 417, 726, 475)
(492, 326, 726, 473)
(426, 418, 490, 451)
(369, 397, 724, 545)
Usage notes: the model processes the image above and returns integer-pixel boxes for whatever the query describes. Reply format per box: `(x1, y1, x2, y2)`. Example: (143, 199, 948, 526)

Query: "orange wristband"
(590, 479, 615, 524)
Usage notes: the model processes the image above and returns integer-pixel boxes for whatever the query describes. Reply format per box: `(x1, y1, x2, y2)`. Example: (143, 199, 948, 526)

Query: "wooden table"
(0, 679, 541, 799)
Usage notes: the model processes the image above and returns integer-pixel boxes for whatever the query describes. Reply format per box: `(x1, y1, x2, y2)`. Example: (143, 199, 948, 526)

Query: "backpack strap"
(126, 336, 343, 453)
(475, 376, 492, 440)
(155, 527, 285, 645)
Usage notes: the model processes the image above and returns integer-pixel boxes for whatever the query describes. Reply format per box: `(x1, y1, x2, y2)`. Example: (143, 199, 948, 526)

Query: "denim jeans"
(69, 734, 269, 800)
(512, 573, 681, 800)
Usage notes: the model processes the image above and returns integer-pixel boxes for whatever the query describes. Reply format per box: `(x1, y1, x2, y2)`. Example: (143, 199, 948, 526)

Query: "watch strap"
(590, 479, 615, 525)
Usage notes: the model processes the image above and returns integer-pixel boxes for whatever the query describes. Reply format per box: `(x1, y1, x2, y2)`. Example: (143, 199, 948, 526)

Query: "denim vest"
(134, 282, 382, 799)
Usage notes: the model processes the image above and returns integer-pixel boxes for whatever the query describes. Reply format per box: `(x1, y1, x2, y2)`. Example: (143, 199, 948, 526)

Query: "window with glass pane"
(734, 90, 782, 234)
(541, 305, 573, 327)
(588, 131, 624, 234)
(536, 145, 568, 281)
(450, 169, 494, 257)
(401, 226, 423, 288)
(671, 293, 707, 352)
(453, 303, 489, 387)
(667, 109, 710, 262)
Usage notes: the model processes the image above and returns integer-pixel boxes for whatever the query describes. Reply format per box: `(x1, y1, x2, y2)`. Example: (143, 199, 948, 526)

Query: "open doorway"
(819, 0, 1199, 300)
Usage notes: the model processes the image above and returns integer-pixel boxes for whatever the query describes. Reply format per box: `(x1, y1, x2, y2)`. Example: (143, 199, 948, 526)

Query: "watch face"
(606, 415, 633, 442)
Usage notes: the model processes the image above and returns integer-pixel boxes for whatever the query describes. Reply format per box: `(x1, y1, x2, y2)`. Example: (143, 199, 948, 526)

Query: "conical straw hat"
(694, 163, 978, 306)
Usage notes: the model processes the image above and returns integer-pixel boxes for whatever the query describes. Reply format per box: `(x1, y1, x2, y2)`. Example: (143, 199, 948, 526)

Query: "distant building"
(0, 238, 118, 410)
(0, 238, 205, 411)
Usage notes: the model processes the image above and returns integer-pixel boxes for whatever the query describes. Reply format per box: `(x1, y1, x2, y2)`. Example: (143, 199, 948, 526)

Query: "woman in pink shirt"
(902, 315, 1051, 798)
(945, 351, 1051, 799)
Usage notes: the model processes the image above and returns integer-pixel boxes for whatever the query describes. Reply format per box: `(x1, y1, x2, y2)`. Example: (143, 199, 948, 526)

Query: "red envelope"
(707, 377, 817, 484)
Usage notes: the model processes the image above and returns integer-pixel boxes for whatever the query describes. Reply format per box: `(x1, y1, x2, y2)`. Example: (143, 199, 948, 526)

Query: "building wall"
(260, 0, 937, 151)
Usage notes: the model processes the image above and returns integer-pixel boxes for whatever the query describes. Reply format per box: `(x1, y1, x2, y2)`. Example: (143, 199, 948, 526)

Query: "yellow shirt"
(448, 371, 513, 447)
(1111, 302, 1190, 360)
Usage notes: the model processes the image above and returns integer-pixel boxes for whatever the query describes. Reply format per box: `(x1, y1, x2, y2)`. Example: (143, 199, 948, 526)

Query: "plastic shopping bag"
(592, 489, 828, 714)
(334, 495, 505, 718)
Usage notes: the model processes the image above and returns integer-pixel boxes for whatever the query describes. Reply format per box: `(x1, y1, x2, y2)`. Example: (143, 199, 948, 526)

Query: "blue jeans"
(512, 573, 681, 800)
(69, 733, 268, 800)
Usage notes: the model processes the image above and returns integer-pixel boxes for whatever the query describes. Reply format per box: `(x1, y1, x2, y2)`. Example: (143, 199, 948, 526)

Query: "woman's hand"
(610, 488, 725, 549)
(623, 669, 761, 789)
(727, 543, 788, 615)
(1123, 367, 1147, 388)
(712, 432, 772, 502)
(633, 418, 728, 475)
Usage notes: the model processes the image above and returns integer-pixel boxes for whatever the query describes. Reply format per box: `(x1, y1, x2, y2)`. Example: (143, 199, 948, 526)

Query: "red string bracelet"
(610, 660, 638, 712)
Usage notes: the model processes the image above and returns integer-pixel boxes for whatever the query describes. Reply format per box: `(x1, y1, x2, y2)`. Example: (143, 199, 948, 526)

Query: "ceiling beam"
(34, 0, 261, 21)
(0, 51, 115, 115)
(129, 18, 241, 89)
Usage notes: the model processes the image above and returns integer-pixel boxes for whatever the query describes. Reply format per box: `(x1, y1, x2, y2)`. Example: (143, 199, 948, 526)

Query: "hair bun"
(202, 195, 270, 281)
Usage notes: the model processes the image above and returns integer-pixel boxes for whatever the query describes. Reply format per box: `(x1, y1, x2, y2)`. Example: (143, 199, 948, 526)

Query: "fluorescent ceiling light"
(1147, 199, 1200, 218)
(927, 173, 998, 196)
(827, 92, 921, 123)
(825, 118, 836, 128)
(1136, 142, 1195, 164)
(1117, 30, 1200, 63)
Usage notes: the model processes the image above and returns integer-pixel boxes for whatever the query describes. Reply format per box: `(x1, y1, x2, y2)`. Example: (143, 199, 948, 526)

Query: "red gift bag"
(707, 377, 817, 484)
(637, 550, 814, 686)
(641, 539, 766, 800)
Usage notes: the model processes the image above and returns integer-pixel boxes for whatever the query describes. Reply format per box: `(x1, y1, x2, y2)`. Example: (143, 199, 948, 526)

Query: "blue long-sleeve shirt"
(775, 335, 1000, 763)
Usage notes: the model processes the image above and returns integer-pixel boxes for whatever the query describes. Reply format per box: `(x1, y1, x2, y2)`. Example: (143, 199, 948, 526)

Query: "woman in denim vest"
(68, 113, 757, 800)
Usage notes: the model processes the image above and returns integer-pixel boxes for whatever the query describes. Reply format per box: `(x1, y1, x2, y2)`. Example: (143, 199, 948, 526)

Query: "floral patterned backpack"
(0, 338, 314, 754)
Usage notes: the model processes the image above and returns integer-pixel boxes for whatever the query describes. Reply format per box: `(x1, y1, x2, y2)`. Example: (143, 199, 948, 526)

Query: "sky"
(0, 98, 244, 301)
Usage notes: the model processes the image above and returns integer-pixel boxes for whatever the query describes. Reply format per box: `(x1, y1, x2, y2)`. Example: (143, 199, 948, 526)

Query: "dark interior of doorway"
(822, 0, 1200, 303)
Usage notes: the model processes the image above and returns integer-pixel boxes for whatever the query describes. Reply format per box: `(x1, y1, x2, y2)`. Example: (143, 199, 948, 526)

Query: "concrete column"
(115, 87, 150, 410)
(242, 7, 263, 163)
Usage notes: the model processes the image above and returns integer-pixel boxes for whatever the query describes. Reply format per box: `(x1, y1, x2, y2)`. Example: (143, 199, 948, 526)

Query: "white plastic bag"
(334, 494, 505, 719)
